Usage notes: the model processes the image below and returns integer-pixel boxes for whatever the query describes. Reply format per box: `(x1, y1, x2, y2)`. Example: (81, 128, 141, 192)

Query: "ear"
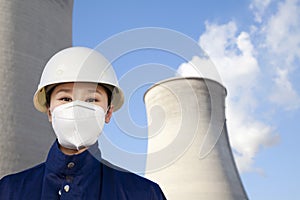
(105, 105, 114, 123)
(47, 107, 52, 122)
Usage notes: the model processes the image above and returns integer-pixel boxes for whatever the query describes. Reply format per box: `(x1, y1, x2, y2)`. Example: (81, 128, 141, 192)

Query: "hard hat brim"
(33, 82, 124, 113)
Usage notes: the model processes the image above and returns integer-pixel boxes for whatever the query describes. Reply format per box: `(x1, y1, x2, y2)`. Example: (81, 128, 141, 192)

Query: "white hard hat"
(33, 46, 124, 113)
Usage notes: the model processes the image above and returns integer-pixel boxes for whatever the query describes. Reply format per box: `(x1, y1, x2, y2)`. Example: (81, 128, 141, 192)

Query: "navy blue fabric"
(0, 141, 166, 200)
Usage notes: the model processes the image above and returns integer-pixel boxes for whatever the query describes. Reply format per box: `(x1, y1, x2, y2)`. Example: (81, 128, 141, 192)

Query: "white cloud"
(227, 101, 280, 173)
(269, 68, 300, 110)
(177, 21, 279, 173)
(176, 56, 222, 84)
(264, 0, 300, 64)
(263, 0, 300, 110)
(250, 0, 271, 23)
(198, 21, 260, 96)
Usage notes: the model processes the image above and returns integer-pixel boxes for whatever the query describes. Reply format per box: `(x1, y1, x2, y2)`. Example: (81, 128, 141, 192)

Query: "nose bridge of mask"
(76, 101, 106, 121)
(52, 100, 105, 120)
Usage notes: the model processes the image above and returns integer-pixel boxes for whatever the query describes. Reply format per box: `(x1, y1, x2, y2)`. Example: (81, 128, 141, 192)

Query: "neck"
(59, 145, 88, 155)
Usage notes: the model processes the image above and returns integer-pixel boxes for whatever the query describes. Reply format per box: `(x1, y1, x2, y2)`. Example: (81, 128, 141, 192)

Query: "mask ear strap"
(105, 105, 111, 115)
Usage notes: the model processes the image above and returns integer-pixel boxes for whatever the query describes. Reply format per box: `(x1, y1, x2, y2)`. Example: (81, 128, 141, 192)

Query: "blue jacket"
(0, 141, 166, 200)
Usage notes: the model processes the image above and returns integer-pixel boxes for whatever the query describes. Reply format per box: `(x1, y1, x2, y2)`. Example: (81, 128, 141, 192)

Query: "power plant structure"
(144, 77, 248, 199)
(0, 0, 73, 178)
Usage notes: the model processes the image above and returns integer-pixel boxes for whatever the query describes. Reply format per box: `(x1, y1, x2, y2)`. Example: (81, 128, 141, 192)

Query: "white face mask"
(51, 100, 107, 150)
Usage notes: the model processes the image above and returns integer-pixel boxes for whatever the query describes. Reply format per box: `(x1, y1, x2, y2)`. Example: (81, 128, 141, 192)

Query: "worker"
(0, 47, 166, 199)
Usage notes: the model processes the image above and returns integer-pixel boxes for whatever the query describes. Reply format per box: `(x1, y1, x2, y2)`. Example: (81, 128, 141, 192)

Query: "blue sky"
(73, 0, 300, 199)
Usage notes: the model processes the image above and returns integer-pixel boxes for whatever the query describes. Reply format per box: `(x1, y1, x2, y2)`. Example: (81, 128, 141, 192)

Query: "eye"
(59, 97, 72, 102)
(86, 98, 98, 103)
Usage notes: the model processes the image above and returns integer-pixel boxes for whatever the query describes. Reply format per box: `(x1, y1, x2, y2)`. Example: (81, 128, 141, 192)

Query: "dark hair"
(101, 85, 112, 106)
(46, 86, 55, 107)
(46, 83, 112, 107)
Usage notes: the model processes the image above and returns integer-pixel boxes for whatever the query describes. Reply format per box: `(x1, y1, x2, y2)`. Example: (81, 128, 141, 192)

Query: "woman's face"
(47, 82, 113, 123)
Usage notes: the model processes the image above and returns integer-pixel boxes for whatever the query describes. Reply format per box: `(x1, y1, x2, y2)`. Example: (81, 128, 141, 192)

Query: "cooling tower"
(0, 0, 73, 178)
(144, 77, 248, 199)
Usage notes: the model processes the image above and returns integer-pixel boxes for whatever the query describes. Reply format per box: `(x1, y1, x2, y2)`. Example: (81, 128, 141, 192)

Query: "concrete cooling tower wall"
(0, 0, 73, 178)
(144, 77, 248, 199)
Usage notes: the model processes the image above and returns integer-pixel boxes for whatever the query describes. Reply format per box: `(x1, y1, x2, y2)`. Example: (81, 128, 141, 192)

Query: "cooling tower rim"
(144, 76, 227, 100)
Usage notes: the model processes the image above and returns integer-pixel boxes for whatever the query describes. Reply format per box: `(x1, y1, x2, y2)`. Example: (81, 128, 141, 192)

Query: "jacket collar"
(45, 140, 102, 176)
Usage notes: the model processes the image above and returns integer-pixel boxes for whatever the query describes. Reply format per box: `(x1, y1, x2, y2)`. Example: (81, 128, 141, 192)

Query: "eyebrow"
(87, 89, 104, 95)
(53, 88, 72, 94)
(54, 88, 104, 96)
